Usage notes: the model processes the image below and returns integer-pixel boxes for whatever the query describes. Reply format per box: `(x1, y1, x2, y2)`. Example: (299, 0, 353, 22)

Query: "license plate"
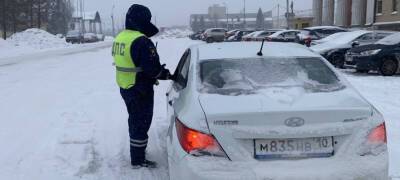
(254, 137, 334, 160)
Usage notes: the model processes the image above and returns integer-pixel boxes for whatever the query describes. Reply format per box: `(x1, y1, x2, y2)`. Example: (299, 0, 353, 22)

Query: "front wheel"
(206, 38, 214, 43)
(330, 53, 345, 69)
(379, 58, 398, 76)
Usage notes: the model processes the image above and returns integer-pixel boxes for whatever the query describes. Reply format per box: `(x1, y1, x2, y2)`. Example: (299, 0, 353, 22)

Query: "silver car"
(166, 42, 388, 180)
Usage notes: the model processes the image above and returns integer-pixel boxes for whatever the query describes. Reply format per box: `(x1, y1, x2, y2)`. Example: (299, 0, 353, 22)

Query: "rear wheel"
(331, 53, 345, 69)
(379, 58, 398, 76)
(206, 38, 214, 43)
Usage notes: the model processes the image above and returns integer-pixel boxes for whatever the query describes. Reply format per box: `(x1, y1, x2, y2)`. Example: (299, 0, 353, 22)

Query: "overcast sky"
(78, 0, 312, 28)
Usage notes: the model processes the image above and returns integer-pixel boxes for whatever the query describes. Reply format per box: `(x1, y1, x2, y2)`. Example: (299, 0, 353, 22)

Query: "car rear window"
(199, 57, 344, 95)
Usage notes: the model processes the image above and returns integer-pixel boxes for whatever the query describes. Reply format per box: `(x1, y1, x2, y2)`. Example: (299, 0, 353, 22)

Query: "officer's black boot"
(131, 159, 157, 169)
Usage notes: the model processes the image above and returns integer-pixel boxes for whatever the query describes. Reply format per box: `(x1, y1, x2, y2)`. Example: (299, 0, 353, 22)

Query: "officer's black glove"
(157, 69, 171, 80)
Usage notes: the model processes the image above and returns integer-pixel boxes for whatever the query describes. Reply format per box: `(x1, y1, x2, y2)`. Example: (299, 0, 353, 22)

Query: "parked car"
(203, 28, 227, 43)
(266, 30, 301, 42)
(296, 26, 348, 46)
(241, 31, 261, 41)
(96, 34, 105, 41)
(66, 30, 83, 44)
(250, 29, 284, 41)
(345, 32, 400, 76)
(167, 42, 388, 180)
(189, 30, 205, 40)
(225, 29, 240, 40)
(226, 30, 254, 42)
(311, 30, 394, 68)
(83, 33, 98, 43)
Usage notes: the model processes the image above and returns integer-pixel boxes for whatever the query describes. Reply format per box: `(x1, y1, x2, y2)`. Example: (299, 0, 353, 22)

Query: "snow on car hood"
(310, 31, 369, 54)
(199, 87, 371, 115)
(310, 41, 348, 54)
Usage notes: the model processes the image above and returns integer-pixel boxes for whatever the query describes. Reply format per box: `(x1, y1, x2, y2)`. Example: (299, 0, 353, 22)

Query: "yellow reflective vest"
(112, 30, 145, 89)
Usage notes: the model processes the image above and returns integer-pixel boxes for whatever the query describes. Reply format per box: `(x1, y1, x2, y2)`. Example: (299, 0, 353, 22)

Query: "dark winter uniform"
(115, 4, 170, 168)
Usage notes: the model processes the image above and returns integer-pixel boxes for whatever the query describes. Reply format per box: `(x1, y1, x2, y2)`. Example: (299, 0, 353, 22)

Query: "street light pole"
(223, 2, 228, 30)
(111, 5, 115, 37)
(243, 0, 246, 28)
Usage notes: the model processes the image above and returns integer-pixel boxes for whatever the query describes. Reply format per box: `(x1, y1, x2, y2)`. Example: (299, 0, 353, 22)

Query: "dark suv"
(66, 30, 84, 44)
(345, 33, 400, 76)
(296, 26, 348, 46)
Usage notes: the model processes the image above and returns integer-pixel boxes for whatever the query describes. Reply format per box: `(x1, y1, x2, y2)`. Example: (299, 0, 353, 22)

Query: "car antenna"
(257, 39, 265, 56)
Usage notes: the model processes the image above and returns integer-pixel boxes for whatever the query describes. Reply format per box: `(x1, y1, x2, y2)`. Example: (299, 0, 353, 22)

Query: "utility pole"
(223, 2, 228, 30)
(111, 5, 115, 37)
(277, 4, 280, 28)
(243, 0, 246, 28)
(286, 0, 289, 29)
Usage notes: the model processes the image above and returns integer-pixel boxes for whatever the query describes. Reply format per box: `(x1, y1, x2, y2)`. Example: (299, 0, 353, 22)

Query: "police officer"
(112, 4, 171, 169)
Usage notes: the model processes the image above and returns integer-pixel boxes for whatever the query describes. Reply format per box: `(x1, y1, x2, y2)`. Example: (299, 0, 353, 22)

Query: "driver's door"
(166, 49, 191, 145)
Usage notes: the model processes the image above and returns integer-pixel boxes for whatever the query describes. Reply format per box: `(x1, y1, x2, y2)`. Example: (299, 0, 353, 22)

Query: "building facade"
(190, 5, 273, 31)
(372, 0, 400, 30)
(313, 0, 400, 30)
(71, 11, 103, 34)
(294, 17, 314, 29)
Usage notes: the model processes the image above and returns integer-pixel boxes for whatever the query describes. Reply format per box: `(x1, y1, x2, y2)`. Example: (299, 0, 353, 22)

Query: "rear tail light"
(266, 37, 272, 41)
(359, 122, 387, 156)
(368, 123, 387, 144)
(175, 118, 227, 157)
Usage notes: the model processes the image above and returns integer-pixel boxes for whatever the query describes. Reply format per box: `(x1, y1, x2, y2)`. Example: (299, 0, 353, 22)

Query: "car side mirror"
(352, 41, 360, 47)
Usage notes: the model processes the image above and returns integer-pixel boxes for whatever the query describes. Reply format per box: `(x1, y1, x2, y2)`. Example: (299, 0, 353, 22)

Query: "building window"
(393, 0, 398, 12)
(377, 0, 383, 14)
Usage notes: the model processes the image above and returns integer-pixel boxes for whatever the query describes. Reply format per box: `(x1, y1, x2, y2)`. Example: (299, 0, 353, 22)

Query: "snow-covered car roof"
(242, 31, 263, 38)
(192, 42, 320, 61)
(304, 26, 346, 30)
(269, 30, 301, 37)
(375, 32, 400, 45)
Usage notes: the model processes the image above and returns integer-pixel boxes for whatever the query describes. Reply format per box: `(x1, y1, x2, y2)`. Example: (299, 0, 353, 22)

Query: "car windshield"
(200, 57, 345, 95)
(375, 33, 400, 45)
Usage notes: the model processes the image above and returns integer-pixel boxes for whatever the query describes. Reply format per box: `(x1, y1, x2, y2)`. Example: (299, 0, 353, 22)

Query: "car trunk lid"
(198, 89, 372, 161)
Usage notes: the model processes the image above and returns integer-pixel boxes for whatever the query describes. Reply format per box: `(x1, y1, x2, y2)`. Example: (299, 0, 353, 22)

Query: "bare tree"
(1, 0, 6, 39)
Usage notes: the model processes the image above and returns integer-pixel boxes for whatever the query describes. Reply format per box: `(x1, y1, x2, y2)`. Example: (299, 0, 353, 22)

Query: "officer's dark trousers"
(120, 85, 154, 164)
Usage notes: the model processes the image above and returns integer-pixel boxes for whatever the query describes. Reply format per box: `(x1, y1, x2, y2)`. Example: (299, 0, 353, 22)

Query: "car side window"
(356, 33, 374, 41)
(284, 32, 296, 38)
(174, 49, 191, 90)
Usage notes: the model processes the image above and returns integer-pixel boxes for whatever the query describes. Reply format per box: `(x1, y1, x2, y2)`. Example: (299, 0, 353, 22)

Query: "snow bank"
(0, 38, 11, 48)
(8, 28, 70, 50)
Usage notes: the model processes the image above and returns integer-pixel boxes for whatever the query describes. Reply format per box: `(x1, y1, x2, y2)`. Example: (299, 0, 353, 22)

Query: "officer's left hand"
(157, 69, 171, 80)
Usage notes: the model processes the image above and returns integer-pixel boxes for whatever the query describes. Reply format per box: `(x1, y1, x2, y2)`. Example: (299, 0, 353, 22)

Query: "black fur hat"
(126, 4, 159, 37)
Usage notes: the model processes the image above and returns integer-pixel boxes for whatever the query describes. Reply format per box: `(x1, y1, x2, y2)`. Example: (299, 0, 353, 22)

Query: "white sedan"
(166, 42, 388, 180)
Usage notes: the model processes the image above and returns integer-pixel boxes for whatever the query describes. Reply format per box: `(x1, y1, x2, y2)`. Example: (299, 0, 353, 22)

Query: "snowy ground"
(0, 37, 398, 180)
